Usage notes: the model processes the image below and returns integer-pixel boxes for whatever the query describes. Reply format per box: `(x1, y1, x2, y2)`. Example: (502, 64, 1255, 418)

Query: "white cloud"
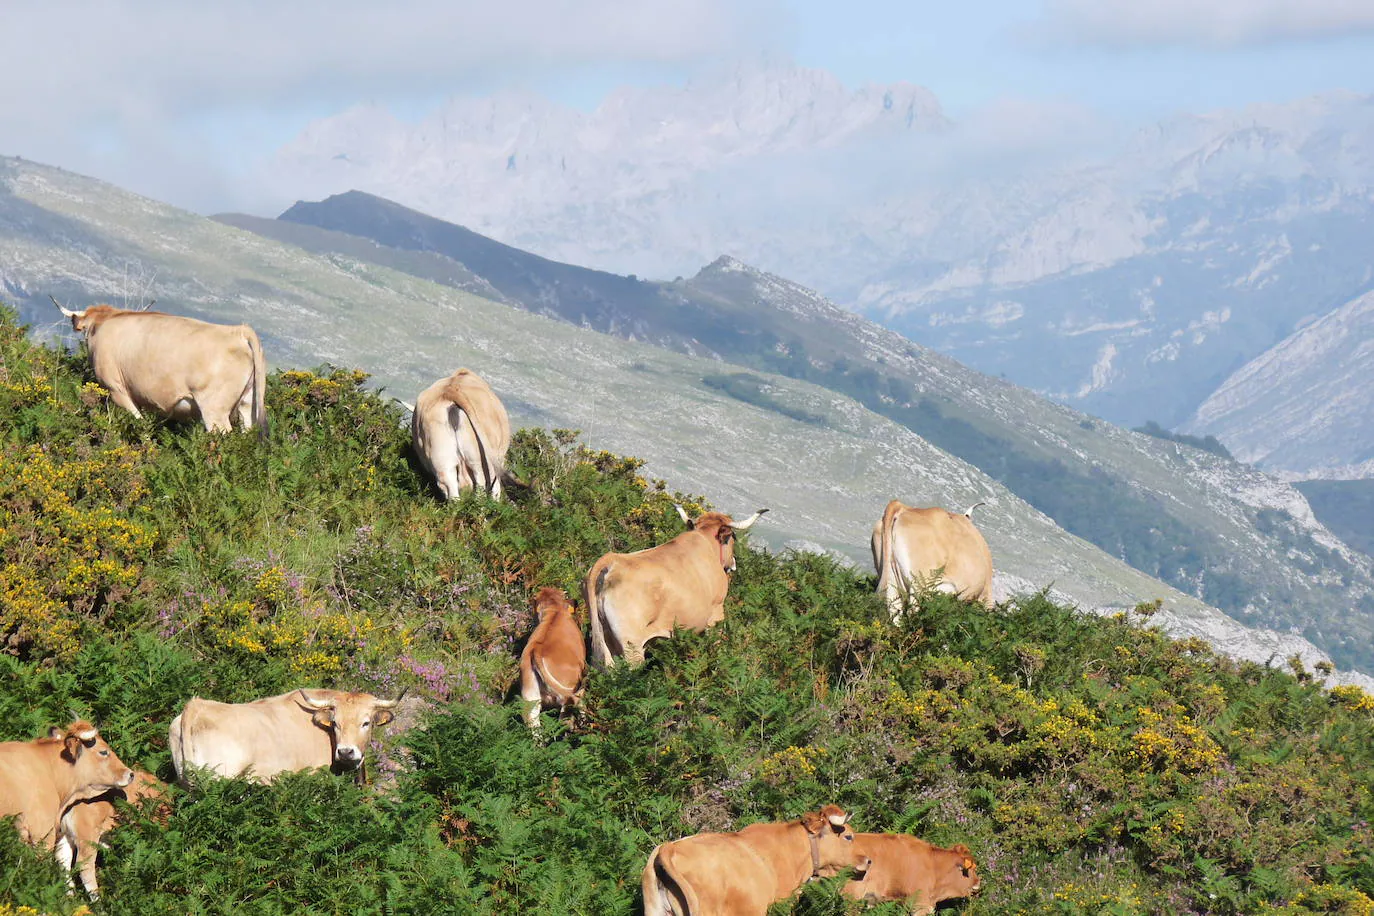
(1037, 0, 1374, 47)
(0, 0, 770, 211)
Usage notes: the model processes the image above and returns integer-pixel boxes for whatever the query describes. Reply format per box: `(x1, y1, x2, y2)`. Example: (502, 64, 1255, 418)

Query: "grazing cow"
(168, 688, 401, 784)
(56, 768, 164, 899)
(586, 506, 768, 667)
(411, 368, 512, 500)
(0, 721, 135, 851)
(519, 587, 587, 734)
(641, 804, 871, 916)
(842, 834, 981, 914)
(52, 298, 267, 434)
(871, 499, 993, 621)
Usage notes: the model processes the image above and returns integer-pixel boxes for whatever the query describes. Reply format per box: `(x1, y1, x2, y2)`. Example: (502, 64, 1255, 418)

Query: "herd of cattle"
(1, 302, 997, 914)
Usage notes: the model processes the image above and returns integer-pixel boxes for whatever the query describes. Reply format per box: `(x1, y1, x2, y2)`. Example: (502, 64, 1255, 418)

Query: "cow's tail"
(877, 500, 905, 601)
(642, 842, 695, 915)
(443, 378, 496, 498)
(168, 711, 187, 786)
(243, 326, 268, 440)
(585, 557, 620, 668)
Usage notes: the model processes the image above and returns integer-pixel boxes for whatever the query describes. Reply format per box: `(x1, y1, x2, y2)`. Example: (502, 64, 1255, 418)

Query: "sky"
(3, 0, 1374, 214)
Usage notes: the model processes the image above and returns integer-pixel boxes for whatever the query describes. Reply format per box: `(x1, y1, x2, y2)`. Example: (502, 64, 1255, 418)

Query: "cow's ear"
(63, 734, 83, 761)
(716, 525, 734, 544)
(373, 709, 395, 727)
(962, 856, 975, 871)
(48, 726, 64, 740)
(800, 811, 825, 835)
(950, 843, 971, 856)
(311, 708, 336, 728)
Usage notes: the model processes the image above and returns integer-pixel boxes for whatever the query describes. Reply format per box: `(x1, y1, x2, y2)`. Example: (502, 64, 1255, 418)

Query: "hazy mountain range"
(268, 63, 1374, 478)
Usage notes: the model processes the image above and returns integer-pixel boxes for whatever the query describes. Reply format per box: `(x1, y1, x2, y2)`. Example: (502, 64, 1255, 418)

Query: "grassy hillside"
(3, 309, 1374, 915)
(230, 190, 1374, 672)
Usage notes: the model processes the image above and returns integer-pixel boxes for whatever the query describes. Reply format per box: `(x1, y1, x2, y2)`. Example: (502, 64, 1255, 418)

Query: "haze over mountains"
(269, 62, 1374, 478)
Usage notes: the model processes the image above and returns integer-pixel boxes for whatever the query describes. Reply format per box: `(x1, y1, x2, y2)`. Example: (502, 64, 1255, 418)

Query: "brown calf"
(519, 587, 588, 733)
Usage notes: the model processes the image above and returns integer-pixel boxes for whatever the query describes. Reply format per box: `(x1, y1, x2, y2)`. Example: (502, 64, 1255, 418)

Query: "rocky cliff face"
(1184, 289, 1374, 479)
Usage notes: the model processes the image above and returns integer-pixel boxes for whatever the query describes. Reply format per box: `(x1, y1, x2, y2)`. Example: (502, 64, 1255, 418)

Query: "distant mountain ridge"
(213, 188, 1374, 672)
(268, 72, 1374, 471)
(1184, 288, 1374, 479)
(5, 155, 1372, 685)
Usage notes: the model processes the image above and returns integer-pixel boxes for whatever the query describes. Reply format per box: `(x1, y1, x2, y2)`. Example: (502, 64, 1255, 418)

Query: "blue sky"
(4, 0, 1373, 212)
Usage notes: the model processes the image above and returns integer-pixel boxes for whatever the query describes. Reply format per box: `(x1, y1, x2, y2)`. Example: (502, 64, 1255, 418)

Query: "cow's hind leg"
(196, 391, 237, 433)
(436, 463, 463, 501)
(520, 673, 544, 736)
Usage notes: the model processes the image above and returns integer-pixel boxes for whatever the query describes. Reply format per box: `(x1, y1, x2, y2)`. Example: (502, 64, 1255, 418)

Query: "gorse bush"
(2, 304, 1373, 915)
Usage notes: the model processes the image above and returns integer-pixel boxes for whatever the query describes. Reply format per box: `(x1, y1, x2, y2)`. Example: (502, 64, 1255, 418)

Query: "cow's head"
(296, 689, 403, 770)
(48, 721, 135, 800)
(800, 804, 871, 879)
(937, 843, 981, 900)
(50, 297, 120, 335)
(677, 507, 768, 574)
(533, 586, 575, 621)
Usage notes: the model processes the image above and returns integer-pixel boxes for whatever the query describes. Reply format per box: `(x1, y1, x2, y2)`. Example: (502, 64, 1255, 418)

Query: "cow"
(641, 804, 871, 916)
(842, 834, 981, 914)
(586, 506, 768, 667)
(0, 721, 135, 853)
(168, 688, 402, 784)
(56, 768, 164, 899)
(411, 368, 512, 501)
(871, 499, 994, 621)
(52, 298, 267, 434)
(519, 587, 587, 734)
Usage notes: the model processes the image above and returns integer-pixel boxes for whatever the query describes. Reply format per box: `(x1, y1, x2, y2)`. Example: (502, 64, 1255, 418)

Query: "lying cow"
(519, 587, 587, 734)
(411, 368, 512, 500)
(642, 804, 870, 916)
(57, 767, 164, 899)
(0, 721, 135, 853)
(53, 298, 267, 434)
(169, 688, 401, 784)
(843, 834, 981, 914)
(871, 499, 993, 621)
(586, 506, 767, 667)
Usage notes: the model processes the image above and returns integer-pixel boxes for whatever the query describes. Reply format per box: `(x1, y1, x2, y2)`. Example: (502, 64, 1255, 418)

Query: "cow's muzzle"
(335, 745, 363, 766)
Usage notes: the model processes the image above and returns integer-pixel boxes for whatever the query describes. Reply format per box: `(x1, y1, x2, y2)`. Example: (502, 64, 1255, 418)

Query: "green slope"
(3, 312, 1374, 915)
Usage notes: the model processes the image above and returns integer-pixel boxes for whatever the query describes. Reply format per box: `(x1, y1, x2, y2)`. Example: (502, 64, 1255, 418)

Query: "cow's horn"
(374, 686, 407, 709)
(49, 294, 79, 318)
(733, 509, 769, 531)
(674, 504, 691, 525)
(827, 811, 848, 827)
(297, 688, 334, 710)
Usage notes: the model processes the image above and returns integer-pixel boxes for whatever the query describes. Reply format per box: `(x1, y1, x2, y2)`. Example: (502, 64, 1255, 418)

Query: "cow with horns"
(168, 688, 403, 784)
(586, 506, 767, 667)
(51, 296, 267, 434)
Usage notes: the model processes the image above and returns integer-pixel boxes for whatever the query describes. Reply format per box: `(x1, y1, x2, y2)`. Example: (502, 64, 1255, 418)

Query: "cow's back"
(890, 506, 993, 604)
(651, 832, 775, 915)
(844, 833, 926, 900)
(174, 693, 331, 782)
(523, 611, 586, 701)
(89, 313, 254, 415)
(0, 741, 61, 844)
(443, 370, 511, 460)
(602, 535, 727, 631)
